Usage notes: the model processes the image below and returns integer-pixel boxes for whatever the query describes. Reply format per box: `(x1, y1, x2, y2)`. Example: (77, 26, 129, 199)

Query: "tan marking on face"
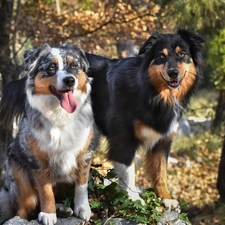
(13, 167, 37, 219)
(67, 57, 73, 65)
(162, 48, 168, 56)
(148, 63, 174, 105)
(134, 120, 162, 147)
(75, 129, 93, 185)
(76, 71, 87, 93)
(175, 60, 197, 101)
(175, 46, 182, 54)
(148, 58, 197, 104)
(34, 73, 57, 95)
(53, 58, 59, 65)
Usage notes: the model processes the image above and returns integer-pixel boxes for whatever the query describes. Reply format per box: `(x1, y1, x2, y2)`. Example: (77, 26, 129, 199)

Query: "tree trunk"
(213, 90, 225, 128)
(217, 137, 225, 201)
(0, 0, 14, 153)
(215, 90, 225, 201)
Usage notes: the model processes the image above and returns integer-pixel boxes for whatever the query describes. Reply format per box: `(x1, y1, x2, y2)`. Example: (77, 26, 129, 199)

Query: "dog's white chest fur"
(30, 101, 93, 180)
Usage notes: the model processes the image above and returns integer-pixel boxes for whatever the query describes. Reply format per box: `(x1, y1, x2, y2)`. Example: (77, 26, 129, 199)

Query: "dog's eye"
(48, 64, 56, 70)
(178, 51, 185, 58)
(160, 53, 166, 59)
(70, 63, 78, 69)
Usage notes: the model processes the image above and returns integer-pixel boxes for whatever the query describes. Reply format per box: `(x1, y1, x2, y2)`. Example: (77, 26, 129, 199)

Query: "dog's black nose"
(63, 76, 75, 87)
(167, 68, 179, 78)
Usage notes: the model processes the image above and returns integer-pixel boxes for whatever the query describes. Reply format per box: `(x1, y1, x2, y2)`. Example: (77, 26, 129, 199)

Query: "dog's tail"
(85, 53, 118, 78)
(0, 75, 27, 129)
(0, 145, 18, 221)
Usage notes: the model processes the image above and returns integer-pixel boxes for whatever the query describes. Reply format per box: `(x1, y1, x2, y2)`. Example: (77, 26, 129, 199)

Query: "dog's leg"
(107, 134, 144, 203)
(28, 138, 57, 225)
(74, 143, 93, 221)
(145, 138, 179, 210)
(74, 183, 91, 221)
(113, 161, 145, 204)
(13, 168, 37, 219)
(35, 176, 57, 225)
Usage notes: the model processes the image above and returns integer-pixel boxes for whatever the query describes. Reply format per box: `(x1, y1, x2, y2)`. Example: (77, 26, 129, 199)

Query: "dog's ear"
(77, 47, 89, 73)
(24, 44, 51, 71)
(139, 32, 162, 55)
(177, 28, 205, 51)
(60, 43, 89, 73)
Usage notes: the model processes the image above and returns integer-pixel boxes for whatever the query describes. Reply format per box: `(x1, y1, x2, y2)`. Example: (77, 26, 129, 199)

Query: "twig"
(103, 214, 116, 225)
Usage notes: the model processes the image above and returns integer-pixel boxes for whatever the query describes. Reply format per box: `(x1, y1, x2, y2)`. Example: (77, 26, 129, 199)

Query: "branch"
(11, 34, 31, 66)
(75, 11, 155, 38)
(11, 0, 21, 66)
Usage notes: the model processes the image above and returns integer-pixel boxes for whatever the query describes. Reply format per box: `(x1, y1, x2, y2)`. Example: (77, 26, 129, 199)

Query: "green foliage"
(156, 0, 225, 32)
(88, 168, 190, 224)
(207, 28, 225, 91)
(185, 88, 217, 119)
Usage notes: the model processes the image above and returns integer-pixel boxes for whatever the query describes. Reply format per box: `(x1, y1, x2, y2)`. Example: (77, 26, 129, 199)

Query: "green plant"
(88, 168, 190, 224)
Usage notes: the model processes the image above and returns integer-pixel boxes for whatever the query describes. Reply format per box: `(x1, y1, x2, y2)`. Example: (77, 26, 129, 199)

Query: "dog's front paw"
(38, 212, 57, 225)
(162, 199, 180, 213)
(74, 202, 91, 221)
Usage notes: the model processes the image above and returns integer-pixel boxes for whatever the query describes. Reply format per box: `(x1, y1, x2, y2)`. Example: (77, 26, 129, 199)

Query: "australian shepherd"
(86, 29, 205, 209)
(0, 43, 99, 224)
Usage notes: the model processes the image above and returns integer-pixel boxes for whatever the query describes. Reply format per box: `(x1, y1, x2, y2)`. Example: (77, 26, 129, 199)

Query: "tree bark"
(217, 137, 225, 201)
(213, 90, 225, 128)
(0, 0, 14, 153)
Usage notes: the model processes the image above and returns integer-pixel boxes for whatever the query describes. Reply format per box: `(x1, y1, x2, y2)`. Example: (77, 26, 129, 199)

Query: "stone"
(3, 216, 83, 225)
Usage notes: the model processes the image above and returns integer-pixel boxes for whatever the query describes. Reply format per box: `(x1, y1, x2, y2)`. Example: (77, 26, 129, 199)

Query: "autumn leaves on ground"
(92, 89, 225, 225)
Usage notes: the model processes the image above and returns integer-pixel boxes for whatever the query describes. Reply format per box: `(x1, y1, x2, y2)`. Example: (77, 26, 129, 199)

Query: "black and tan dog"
(86, 29, 205, 209)
(0, 43, 99, 224)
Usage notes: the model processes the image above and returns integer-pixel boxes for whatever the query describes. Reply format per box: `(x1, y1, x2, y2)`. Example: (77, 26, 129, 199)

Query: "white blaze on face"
(51, 48, 64, 70)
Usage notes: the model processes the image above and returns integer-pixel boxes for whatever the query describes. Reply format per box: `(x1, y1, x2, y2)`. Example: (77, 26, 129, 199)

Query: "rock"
(3, 216, 83, 225)
(2, 212, 189, 225)
(103, 218, 137, 224)
(178, 117, 191, 136)
(157, 210, 188, 225)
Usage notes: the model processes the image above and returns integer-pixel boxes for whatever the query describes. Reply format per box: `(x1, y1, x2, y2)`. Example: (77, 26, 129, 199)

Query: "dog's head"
(24, 43, 90, 113)
(139, 29, 205, 103)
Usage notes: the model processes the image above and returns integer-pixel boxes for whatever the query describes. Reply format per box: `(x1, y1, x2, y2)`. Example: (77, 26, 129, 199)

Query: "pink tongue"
(60, 91, 78, 113)
(170, 81, 179, 87)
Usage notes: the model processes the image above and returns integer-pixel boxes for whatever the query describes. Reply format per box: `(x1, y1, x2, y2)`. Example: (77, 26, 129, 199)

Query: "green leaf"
(62, 197, 72, 207)
(119, 199, 132, 210)
(90, 200, 102, 209)
(134, 199, 144, 208)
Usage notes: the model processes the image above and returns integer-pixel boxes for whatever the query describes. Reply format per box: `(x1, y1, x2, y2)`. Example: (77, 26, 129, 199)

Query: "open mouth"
(167, 80, 180, 89)
(160, 71, 187, 89)
(50, 86, 78, 113)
